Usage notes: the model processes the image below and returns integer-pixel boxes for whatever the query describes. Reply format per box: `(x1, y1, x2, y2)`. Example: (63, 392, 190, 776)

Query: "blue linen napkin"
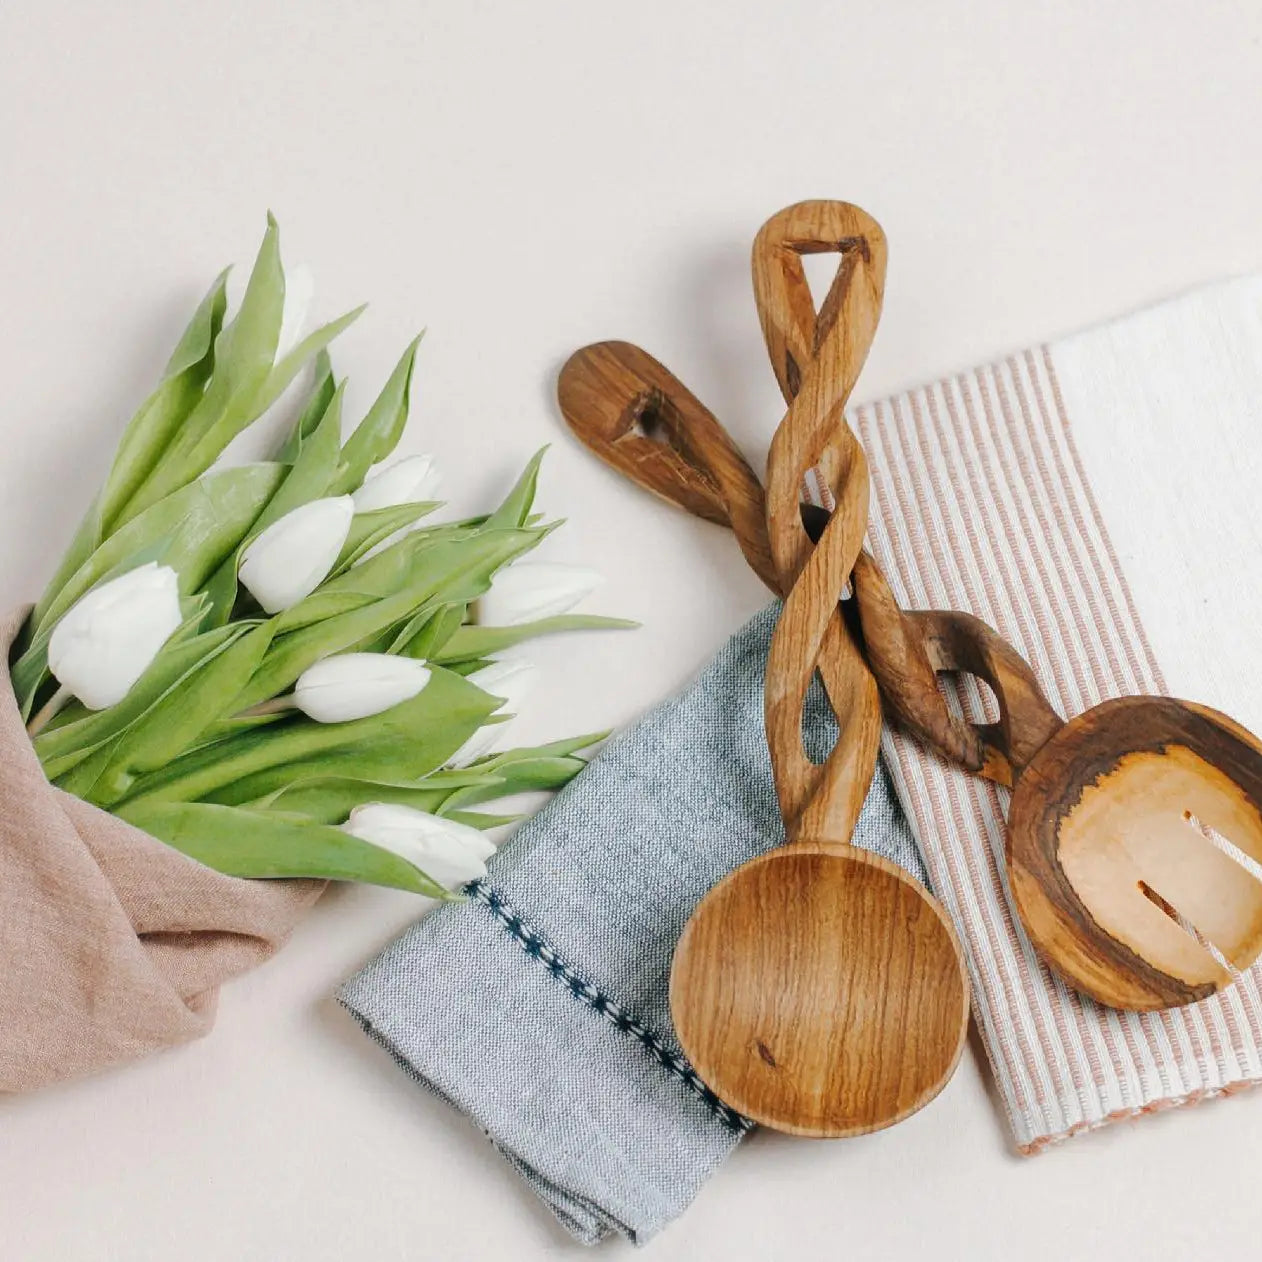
(337, 603, 926, 1245)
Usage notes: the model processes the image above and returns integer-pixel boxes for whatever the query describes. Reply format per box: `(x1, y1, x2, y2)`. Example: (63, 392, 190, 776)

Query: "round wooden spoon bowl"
(670, 842, 970, 1137)
(1009, 696, 1262, 1010)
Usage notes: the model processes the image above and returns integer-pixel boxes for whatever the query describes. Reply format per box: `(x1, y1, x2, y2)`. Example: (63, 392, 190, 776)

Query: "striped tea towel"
(339, 276, 1262, 1248)
(854, 275, 1262, 1152)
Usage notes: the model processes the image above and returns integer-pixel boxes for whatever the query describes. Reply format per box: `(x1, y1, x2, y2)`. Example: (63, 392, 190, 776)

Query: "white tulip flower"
(448, 658, 541, 767)
(276, 262, 314, 359)
(46, 562, 182, 711)
(293, 653, 431, 723)
(225, 260, 313, 361)
(238, 495, 354, 614)
(343, 803, 496, 890)
(476, 562, 603, 627)
(352, 454, 441, 513)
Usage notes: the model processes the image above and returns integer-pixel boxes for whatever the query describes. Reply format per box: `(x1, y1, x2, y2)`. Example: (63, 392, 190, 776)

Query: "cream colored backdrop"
(3, 2, 1262, 1258)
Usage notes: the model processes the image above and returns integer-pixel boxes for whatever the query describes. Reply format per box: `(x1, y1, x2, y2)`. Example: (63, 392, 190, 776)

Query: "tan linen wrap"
(0, 611, 321, 1092)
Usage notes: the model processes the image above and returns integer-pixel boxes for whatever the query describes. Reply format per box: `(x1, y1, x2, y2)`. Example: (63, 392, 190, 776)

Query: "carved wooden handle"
(557, 202, 1062, 820)
(557, 315, 888, 843)
(851, 553, 1063, 787)
(556, 340, 780, 593)
(751, 201, 888, 843)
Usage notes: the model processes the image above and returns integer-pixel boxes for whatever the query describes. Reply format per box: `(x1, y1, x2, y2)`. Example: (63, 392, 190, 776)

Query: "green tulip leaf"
(117, 664, 500, 809)
(392, 600, 466, 659)
(29, 271, 232, 635)
(249, 779, 454, 824)
(270, 526, 460, 634)
(333, 500, 442, 574)
(271, 588, 380, 635)
(482, 731, 608, 762)
(244, 766, 502, 824)
(233, 527, 545, 711)
(253, 381, 346, 533)
(445, 658, 493, 678)
(483, 446, 546, 530)
(328, 336, 422, 495)
(198, 552, 244, 631)
(189, 709, 291, 749)
(34, 621, 251, 778)
(117, 216, 287, 523)
(434, 614, 639, 663)
(55, 739, 127, 800)
(276, 349, 337, 464)
(88, 619, 279, 806)
(289, 519, 491, 620)
(440, 756, 586, 809)
(443, 809, 522, 830)
(436, 733, 607, 811)
(116, 799, 451, 897)
(248, 305, 365, 425)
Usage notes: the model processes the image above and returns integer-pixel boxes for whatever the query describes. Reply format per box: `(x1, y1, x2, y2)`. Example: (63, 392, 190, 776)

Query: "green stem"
(235, 694, 299, 719)
(27, 685, 72, 738)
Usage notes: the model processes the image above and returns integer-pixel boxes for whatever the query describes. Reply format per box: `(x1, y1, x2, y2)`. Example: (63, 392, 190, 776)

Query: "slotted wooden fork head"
(1009, 697, 1262, 1010)
(853, 553, 1262, 1010)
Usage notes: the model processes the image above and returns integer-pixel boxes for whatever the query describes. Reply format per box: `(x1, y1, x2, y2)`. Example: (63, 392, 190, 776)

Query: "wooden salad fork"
(561, 200, 1262, 1018)
(850, 553, 1262, 1010)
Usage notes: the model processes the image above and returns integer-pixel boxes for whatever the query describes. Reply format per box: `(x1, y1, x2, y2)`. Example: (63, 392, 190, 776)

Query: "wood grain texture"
(560, 201, 971, 1137)
(752, 201, 887, 842)
(852, 551, 1064, 788)
(557, 341, 779, 591)
(850, 522, 1262, 1008)
(558, 202, 1262, 1025)
(669, 841, 968, 1135)
(1010, 696, 1262, 1009)
(558, 338, 881, 817)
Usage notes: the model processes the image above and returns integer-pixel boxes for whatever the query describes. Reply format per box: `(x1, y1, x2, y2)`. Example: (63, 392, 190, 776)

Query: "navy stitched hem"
(467, 880, 752, 1136)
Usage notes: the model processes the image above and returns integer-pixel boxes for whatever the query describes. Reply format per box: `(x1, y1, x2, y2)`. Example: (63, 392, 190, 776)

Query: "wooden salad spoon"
(559, 202, 970, 1137)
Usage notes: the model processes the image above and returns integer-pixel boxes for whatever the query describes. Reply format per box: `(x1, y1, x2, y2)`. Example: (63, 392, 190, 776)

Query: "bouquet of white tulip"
(12, 216, 632, 900)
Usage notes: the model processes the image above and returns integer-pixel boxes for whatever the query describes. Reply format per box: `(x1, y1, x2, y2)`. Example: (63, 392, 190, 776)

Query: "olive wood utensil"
(561, 199, 1262, 1015)
(849, 552, 1262, 1010)
(559, 201, 970, 1138)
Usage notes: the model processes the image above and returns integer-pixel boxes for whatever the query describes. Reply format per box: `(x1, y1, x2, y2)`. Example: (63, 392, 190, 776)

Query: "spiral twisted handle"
(752, 202, 887, 841)
(557, 201, 1056, 839)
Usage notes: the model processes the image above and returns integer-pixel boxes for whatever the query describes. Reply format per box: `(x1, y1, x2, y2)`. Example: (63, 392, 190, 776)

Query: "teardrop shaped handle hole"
(933, 668, 1001, 726)
(799, 672, 836, 769)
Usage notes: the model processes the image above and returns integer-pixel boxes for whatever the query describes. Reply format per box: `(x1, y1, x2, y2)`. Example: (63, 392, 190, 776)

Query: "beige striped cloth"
(844, 276, 1262, 1153)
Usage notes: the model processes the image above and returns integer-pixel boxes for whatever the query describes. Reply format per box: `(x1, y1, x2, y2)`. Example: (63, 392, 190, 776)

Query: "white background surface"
(3, 2, 1262, 1258)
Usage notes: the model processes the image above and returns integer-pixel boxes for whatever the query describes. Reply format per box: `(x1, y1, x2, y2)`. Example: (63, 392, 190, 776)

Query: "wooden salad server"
(561, 197, 1262, 1017)
(848, 553, 1262, 1011)
(559, 202, 970, 1138)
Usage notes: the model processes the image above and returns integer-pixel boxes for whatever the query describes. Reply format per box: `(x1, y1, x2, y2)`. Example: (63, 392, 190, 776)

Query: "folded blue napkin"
(338, 604, 925, 1245)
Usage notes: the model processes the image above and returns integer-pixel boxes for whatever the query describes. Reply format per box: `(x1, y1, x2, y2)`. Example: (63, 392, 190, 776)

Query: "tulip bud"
(448, 658, 540, 767)
(225, 259, 313, 361)
(239, 495, 354, 614)
(276, 262, 314, 359)
(352, 454, 441, 513)
(343, 803, 496, 890)
(293, 653, 431, 723)
(47, 562, 182, 710)
(476, 562, 603, 627)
